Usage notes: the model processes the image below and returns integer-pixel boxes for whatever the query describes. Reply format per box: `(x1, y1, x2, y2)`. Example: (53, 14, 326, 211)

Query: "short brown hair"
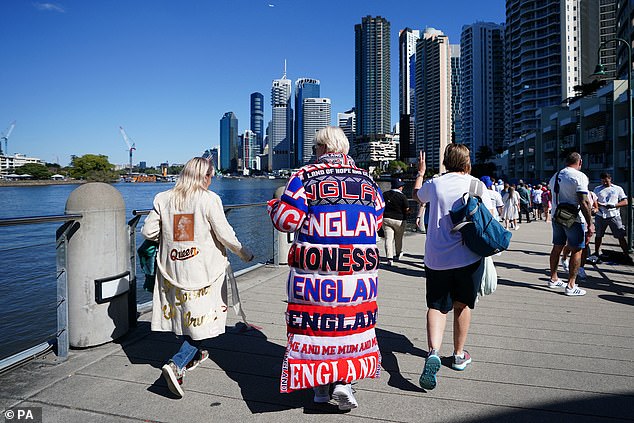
(443, 143, 471, 173)
(565, 152, 582, 166)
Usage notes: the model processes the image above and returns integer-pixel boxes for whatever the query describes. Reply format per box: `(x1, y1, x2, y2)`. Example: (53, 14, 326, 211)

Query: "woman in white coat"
(502, 186, 521, 230)
(141, 157, 253, 398)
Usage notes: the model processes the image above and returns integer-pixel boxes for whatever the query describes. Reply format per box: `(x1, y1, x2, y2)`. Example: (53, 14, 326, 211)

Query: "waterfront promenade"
(2, 220, 633, 422)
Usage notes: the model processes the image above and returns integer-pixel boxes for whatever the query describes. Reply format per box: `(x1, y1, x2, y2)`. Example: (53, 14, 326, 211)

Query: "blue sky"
(1, 0, 505, 166)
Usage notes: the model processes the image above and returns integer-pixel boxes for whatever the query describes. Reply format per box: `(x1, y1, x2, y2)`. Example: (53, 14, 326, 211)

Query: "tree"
(387, 160, 409, 174)
(69, 154, 118, 182)
(15, 163, 51, 179)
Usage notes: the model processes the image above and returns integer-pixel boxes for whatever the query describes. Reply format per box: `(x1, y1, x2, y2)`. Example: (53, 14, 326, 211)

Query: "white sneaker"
(560, 258, 569, 272)
(397, 252, 404, 260)
(387, 259, 393, 267)
(565, 285, 586, 296)
(332, 383, 358, 410)
(548, 278, 566, 288)
(587, 254, 599, 264)
(313, 384, 330, 403)
(577, 267, 587, 279)
(514, 225, 520, 230)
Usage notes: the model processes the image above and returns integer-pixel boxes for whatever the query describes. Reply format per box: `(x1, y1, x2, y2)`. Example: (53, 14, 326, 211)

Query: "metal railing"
(0, 213, 82, 371)
(0, 202, 271, 373)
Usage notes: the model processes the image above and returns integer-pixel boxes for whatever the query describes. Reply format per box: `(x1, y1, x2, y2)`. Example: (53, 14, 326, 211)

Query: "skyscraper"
(219, 111, 238, 172)
(398, 28, 420, 161)
(270, 69, 293, 171)
(240, 129, 260, 172)
(301, 98, 331, 165)
(415, 28, 452, 172)
(355, 16, 393, 165)
(505, 0, 599, 145)
(337, 108, 356, 146)
(460, 22, 505, 159)
(615, 0, 633, 79)
(295, 78, 320, 166)
(450, 44, 461, 145)
(598, 0, 617, 79)
(250, 92, 265, 150)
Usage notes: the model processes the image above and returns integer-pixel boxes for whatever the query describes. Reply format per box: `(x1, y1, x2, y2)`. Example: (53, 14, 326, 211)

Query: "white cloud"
(34, 2, 66, 13)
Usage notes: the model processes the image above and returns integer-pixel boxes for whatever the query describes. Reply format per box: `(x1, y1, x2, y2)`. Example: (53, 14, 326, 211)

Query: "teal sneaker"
(419, 352, 441, 390)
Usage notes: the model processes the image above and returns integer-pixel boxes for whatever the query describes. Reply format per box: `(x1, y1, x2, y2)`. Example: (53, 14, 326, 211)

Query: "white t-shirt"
(594, 184, 626, 218)
(548, 166, 589, 224)
(531, 189, 542, 204)
(417, 173, 493, 270)
(485, 188, 504, 221)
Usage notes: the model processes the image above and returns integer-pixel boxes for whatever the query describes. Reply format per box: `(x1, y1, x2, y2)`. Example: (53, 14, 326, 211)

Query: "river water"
(0, 178, 284, 360)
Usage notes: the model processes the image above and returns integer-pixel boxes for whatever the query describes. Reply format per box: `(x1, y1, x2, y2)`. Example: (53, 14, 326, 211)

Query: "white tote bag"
(478, 256, 498, 296)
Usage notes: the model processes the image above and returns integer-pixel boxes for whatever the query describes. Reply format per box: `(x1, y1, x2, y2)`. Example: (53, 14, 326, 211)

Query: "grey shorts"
(595, 215, 626, 238)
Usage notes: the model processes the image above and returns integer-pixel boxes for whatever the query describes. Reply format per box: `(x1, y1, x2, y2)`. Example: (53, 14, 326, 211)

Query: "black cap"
(391, 179, 406, 189)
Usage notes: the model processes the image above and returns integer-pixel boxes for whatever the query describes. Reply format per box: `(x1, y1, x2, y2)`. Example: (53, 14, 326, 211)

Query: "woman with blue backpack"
(412, 144, 495, 391)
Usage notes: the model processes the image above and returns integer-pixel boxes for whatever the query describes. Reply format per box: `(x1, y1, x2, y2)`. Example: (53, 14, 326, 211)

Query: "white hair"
(314, 126, 349, 155)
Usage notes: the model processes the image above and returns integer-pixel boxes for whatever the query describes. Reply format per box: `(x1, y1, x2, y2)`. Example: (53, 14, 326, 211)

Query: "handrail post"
(128, 215, 142, 327)
(55, 220, 79, 360)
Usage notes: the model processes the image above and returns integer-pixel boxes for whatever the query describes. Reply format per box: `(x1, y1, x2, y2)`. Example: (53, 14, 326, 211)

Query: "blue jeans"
(170, 336, 202, 370)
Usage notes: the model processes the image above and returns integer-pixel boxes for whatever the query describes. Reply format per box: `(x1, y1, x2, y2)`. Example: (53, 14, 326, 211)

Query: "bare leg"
(550, 245, 564, 280)
(453, 302, 471, 356)
(567, 247, 582, 288)
(427, 309, 448, 352)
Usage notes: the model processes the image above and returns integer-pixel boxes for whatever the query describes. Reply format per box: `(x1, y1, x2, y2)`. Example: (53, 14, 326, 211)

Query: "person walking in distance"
(517, 183, 532, 223)
(141, 157, 254, 398)
(383, 178, 410, 266)
(267, 126, 384, 410)
(588, 172, 632, 263)
(548, 152, 594, 296)
(413, 145, 493, 390)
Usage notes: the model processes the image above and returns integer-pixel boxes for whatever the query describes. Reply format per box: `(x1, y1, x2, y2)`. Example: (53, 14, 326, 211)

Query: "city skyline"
(1, 1, 504, 166)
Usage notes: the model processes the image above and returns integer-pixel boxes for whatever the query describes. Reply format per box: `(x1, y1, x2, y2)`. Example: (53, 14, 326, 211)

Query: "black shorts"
(425, 259, 482, 313)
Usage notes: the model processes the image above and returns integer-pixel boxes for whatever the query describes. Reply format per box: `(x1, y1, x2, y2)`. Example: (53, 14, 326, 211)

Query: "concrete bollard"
(65, 183, 130, 347)
(273, 185, 293, 265)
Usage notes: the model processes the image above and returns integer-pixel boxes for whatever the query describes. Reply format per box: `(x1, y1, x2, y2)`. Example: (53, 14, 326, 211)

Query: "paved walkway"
(2, 221, 634, 422)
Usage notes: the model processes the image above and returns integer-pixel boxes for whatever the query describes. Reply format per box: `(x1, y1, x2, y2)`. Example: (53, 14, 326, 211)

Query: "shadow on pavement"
(376, 328, 426, 392)
(464, 391, 634, 422)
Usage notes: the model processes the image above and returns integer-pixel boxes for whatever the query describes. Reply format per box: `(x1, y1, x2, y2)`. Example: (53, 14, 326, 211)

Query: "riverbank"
(0, 180, 85, 187)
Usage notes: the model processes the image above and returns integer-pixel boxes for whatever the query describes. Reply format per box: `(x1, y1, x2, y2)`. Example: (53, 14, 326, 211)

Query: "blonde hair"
(443, 143, 471, 173)
(314, 126, 350, 155)
(171, 157, 214, 210)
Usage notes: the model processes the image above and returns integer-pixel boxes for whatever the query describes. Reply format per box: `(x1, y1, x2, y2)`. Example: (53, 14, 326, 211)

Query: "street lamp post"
(593, 38, 633, 251)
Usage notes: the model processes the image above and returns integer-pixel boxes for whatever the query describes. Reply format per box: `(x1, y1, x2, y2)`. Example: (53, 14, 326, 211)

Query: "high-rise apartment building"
(597, 0, 618, 79)
(460, 22, 505, 160)
(301, 98, 331, 165)
(450, 44, 462, 145)
(295, 78, 320, 166)
(270, 71, 293, 171)
(219, 111, 238, 172)
(355, 16, 393, 165)
(615, 0, 633, 79)
(398, 28, 420, 161)
(505, 0, 599, 145)
(337, 108, 356, 146)
(415, 28, 452, 172)
(250, 92, 265, 150)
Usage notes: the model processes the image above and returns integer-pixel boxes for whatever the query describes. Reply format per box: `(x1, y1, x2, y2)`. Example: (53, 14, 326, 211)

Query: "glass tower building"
(250, 92, 265, 150)
(398, 27, 420, 161)
(220, 112, 239, 172)
(270, 73, 293, 171)
(301, 98, 331, 165)
(294, 78, 320, 166)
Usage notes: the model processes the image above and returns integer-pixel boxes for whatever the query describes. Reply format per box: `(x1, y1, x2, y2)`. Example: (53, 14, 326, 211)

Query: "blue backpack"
(449, 180, 512, 257)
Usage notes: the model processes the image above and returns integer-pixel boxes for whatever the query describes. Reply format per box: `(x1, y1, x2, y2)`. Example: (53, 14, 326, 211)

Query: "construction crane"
(119, 126, 136, 179)
(1, 121, 16, 156)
